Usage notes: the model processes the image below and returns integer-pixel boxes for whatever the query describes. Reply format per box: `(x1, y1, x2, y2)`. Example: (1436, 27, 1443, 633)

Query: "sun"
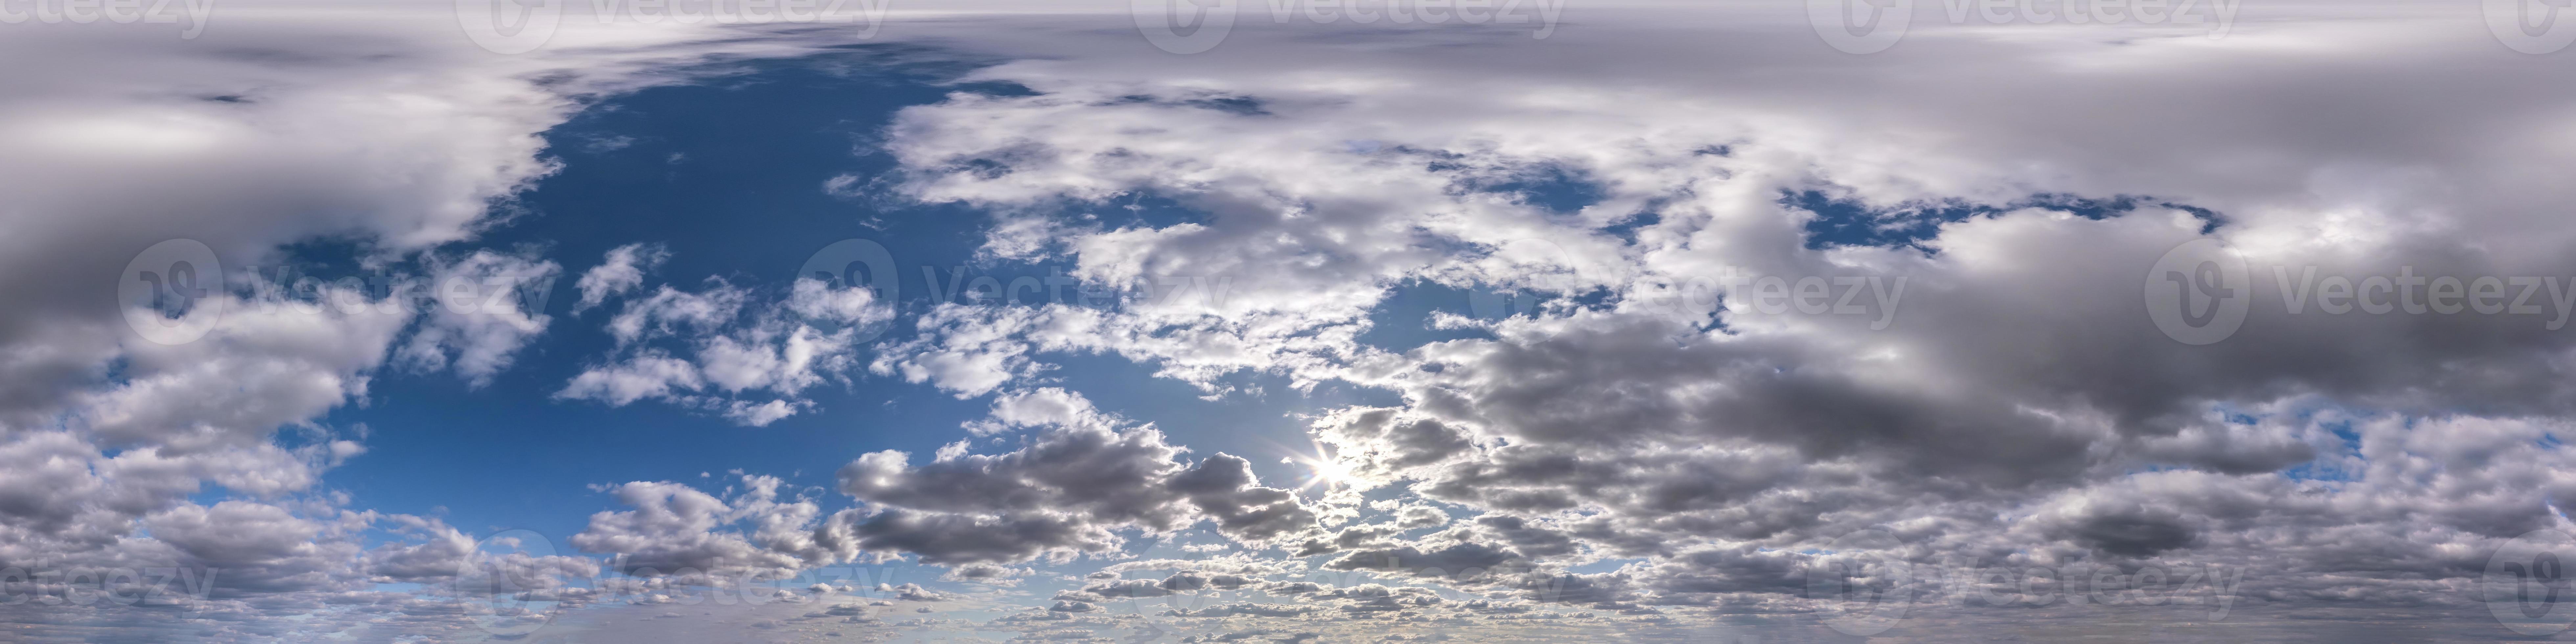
(1308, 456, 1353, 486)
(1284, 443, 1356, 491)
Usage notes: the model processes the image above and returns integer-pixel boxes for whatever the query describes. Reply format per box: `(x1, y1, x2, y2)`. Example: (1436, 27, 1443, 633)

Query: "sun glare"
(1286, 443, 1355, 491)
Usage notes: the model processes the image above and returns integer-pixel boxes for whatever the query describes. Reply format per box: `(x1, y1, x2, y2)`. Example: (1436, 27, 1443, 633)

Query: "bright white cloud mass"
(9, 0, 2576, 642)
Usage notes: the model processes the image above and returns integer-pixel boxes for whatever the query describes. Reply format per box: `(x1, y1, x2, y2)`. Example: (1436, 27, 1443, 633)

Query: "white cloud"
(14, 1, 2576, 640)
(824, 6, 2576, 635)
(835, 388, 1318, 565)
(569, 475, 862, 580)
(576, 242, 672, 312)
(0, 3, 835, 639)
(397, 249, 562, 386)
(561, 271, 891, 426)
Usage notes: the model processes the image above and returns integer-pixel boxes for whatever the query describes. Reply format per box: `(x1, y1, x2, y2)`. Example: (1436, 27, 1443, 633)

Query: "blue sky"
(326, 46, 1414, 560)
(15, 2, 2576, 643)
(321, 49, 1005, 543)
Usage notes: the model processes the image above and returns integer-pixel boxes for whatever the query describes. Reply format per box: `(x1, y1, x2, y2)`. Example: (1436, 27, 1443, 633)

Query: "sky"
(9, 0, 2576, 642)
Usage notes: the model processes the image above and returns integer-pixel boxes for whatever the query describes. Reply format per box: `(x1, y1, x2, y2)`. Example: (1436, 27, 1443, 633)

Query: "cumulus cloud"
(835, 388, 1318, 565)
(827, 5, 2576, 637)
(396, 249, 562, 386)
(576, 242, 672, 312)
(559, 271, 891, 426)
(19, 1, 2576, 641)
(963, 386, 1119, 435)
(569, 475, 863, 581)
(0, 1, 836, 639)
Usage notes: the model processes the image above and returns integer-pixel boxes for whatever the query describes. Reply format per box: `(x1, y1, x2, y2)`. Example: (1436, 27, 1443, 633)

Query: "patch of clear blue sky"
(307, 45, 1379, 557)
(300, 42, 2213, 577)
(1789, 189, 2226, 250)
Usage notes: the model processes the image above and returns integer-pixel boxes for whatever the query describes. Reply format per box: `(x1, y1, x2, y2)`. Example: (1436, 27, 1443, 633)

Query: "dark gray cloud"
(14, 1, 2576, 642)
(839, 6, 2576, 638)
(837, 390, 1320, 565)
